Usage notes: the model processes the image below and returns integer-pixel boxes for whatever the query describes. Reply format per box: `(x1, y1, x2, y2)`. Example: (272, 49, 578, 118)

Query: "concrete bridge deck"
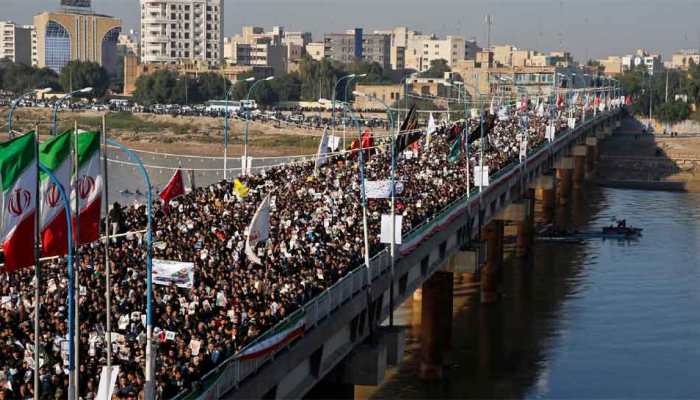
(179, 110, 622, 400)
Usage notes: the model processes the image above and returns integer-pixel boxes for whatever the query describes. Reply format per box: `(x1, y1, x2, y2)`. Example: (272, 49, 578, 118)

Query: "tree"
(420, 59, 451, 79)
(196, 72, 228, 102)
(133, 69, 181, 105)
(655, 101, 690, 124)
(0, 60, 60, 94)
(59, 61, 109, 97)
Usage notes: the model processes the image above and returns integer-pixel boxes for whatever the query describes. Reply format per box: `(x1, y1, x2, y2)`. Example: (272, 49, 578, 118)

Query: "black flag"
(394, 104, 422, 156)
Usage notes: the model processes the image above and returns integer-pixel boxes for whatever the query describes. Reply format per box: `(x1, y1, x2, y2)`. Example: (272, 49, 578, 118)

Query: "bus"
(205, 99, 259, 113)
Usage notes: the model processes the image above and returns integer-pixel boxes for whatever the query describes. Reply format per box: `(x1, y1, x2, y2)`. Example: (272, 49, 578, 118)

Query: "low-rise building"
(404, 32, 465, 72)
(669, 50, 700, 70)
(353, 82, 404, 110)
(123, 53, 267, 96)
(305, 42, 325, 61)
(598, 56, 624, 76)
(621, 49, 662, 75)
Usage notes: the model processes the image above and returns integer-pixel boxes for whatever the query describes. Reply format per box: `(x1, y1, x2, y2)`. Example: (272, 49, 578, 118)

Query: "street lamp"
(8, 87, 52, 137)
(51, 87, 93, 135)
(353, 90, 398, 327)
(342, 74, 367, 149)
(223, 76, 255, 180)
(332, 74, 356, 150)
(243, 76, 274, 175)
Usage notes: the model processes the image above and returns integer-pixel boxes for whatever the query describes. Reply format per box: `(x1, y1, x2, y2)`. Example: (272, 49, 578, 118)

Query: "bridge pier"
(572, 145, 587, 188)
(496, 201, 532, 258)
(419, 270, 454, 380)
(531, 176, 554, 224)
(480, 220, 503, 304)
(555, 157, 574, 206)
(585, 137, 598, 178)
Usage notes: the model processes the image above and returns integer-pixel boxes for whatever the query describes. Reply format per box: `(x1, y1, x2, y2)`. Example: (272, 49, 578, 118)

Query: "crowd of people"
(0, 100, 601, 399)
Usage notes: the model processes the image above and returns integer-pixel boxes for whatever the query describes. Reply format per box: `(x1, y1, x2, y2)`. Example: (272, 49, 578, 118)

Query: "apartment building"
(0, 22, 36, 66)
(621, 49, 662, 75)
(323, 29, 391, 69)
(224, 26, 313, 74)
(140, 0, 223, 65)
(305, 42, 325, 61)
(404, 32, 465, 72)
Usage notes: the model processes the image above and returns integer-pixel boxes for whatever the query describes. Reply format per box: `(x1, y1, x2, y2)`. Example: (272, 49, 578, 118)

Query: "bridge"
(181, 109, 623, 400)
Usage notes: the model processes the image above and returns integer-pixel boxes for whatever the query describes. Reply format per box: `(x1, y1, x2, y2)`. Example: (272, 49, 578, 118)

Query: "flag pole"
(72, 120, 81, 400)
(102, 114, 113, 382)
(389, 105, 397, 328)
(33, 128, 41, 400)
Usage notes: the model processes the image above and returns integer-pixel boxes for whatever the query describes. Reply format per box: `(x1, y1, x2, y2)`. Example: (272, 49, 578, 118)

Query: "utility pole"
(665, 69, 669, 103)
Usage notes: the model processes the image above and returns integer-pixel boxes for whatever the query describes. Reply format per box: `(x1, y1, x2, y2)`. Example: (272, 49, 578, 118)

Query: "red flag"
(160, 169, 185, 213)
(556, 95, 564, 109)
(625, 96, 632, 105)
(519, 95, 528, 112)
(361, 130, 374, 149)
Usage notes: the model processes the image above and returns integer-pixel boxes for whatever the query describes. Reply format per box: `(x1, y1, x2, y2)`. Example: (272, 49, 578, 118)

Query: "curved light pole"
(105, 138, 154, 400)
(51, 87, 93, 135)
(332, 74, 356, 140)
(224, 77, 255, 180)
(353, 90, 398, 326)
(342, 73, 367, 149)
(8, 88, 52, 137)
(243, 76, 274, 175)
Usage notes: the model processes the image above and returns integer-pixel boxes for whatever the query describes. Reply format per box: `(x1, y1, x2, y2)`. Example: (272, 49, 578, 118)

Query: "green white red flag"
(39, 131, 72, 257)
(237, 312, 305, 360)
(0, 133, 38, 272)
(71, 131, 102, 245)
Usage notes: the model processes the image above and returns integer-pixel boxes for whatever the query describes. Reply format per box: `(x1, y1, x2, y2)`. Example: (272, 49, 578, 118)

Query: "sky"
(4, 0, 700, 61)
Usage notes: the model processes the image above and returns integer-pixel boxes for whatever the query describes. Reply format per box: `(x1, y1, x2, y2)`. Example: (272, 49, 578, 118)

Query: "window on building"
(44, 20, 70, 73)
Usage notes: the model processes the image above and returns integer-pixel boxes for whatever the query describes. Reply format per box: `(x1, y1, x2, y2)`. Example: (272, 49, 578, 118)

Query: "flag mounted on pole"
(0, 133, 38, 272)
(245, 194, 271, 265)
(426, 113, 436, 147)
(448, 133, 463, 163)
(314, 127, 330, 175)
(71, 131, 103, 245)
(39, 131, 72, 257)
(159, 168, 185, 213)
(395, 104, 422, 156)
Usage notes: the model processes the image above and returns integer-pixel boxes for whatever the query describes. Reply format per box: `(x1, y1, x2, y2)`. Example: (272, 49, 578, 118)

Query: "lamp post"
(8, 88, 52, 136)
(224, 77, 255, 180)
(342, 74, 367, 149)
(332, 74, 356, 147)
(353, 90, 397, 326)
(243, 76, 274, 175)
(51, 87, 93, 135)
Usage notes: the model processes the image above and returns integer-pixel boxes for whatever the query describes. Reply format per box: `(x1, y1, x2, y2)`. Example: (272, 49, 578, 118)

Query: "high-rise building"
(140, 0, 223, 65)
(223, 26, 301, 75)
(0, 22, 37, 66)
(34, 7, 122, 74)
(324, 29, 391, 69)
(404, 32, 465, 72)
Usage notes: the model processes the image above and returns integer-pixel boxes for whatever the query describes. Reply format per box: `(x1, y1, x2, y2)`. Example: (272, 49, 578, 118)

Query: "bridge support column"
(555, 157, 573, 206)
(419, 271, 453, 380)
(496, 201, 532, 258)
(480, 220, 503, 304)
(585, 137, 598, 177)
(573, 145, 587, 188)
(532, 175, 554, 224)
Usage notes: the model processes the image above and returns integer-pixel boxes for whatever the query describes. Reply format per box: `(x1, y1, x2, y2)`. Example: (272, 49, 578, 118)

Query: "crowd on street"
(0, 100, 598, 399)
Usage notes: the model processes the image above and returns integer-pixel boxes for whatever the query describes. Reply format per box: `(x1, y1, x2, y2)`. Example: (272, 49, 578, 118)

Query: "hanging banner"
(546, 125, 556, 142)
(364, 180, 405, 199)
(474, 166, 490, 187)
(568, 117, 577, 130)
(152, 259, 194, 289)
(96, 365, 120, 400)
(380, 214, 403, 244)
(519, 137, 528, 162)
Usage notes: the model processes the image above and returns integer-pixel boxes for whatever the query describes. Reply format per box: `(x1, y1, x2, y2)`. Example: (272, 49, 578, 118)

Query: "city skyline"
(3, 0, 700, 62)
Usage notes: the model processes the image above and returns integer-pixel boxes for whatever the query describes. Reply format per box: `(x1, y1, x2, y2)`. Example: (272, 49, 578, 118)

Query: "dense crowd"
(0, 101, 597, 399)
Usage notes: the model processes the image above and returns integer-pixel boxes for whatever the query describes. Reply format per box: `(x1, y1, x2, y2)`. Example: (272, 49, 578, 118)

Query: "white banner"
(474, 166, 490, 187)
(96, 365, 120, 400)
(567, 117, 577, 130)
(153, 259, 195, 289)
(245, 194, 271, 265)
(314, 127, 330, 172)
(380, 214, 403, 244)
(329, 135, 341, 151)
(546, 125, 555, 142)
(519, 137, 528, 162)
(365, 180, 405, 199)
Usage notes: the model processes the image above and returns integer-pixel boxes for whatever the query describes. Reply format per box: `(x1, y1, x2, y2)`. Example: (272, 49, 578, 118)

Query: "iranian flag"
(71, 131, 102, 245)
(237, 312, 305, 360)
(39, 131, 72, 257)
(0, 133, 37, 272)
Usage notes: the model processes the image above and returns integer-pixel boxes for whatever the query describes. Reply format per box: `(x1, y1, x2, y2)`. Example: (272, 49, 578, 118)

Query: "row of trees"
(617, 63, 700, 123)
(0, 59, 113, 98)
(132, 56, 398, 107)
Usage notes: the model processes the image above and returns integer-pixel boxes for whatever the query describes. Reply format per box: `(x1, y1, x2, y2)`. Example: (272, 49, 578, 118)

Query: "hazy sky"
(4, 0, 700, 61)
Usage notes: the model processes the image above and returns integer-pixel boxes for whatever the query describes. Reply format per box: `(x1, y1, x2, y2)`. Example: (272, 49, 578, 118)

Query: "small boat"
(536, 221, 642, 242)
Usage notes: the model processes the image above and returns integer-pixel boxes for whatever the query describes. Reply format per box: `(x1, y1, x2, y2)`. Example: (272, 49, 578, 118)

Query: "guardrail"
(171, 110, 617, 400)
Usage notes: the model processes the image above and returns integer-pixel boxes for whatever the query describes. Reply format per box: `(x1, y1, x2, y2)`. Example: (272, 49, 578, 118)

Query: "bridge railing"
(171, 110, 617, 400)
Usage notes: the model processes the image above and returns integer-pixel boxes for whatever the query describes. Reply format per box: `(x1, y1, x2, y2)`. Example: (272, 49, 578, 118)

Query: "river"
(359, 185, 700, 399)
